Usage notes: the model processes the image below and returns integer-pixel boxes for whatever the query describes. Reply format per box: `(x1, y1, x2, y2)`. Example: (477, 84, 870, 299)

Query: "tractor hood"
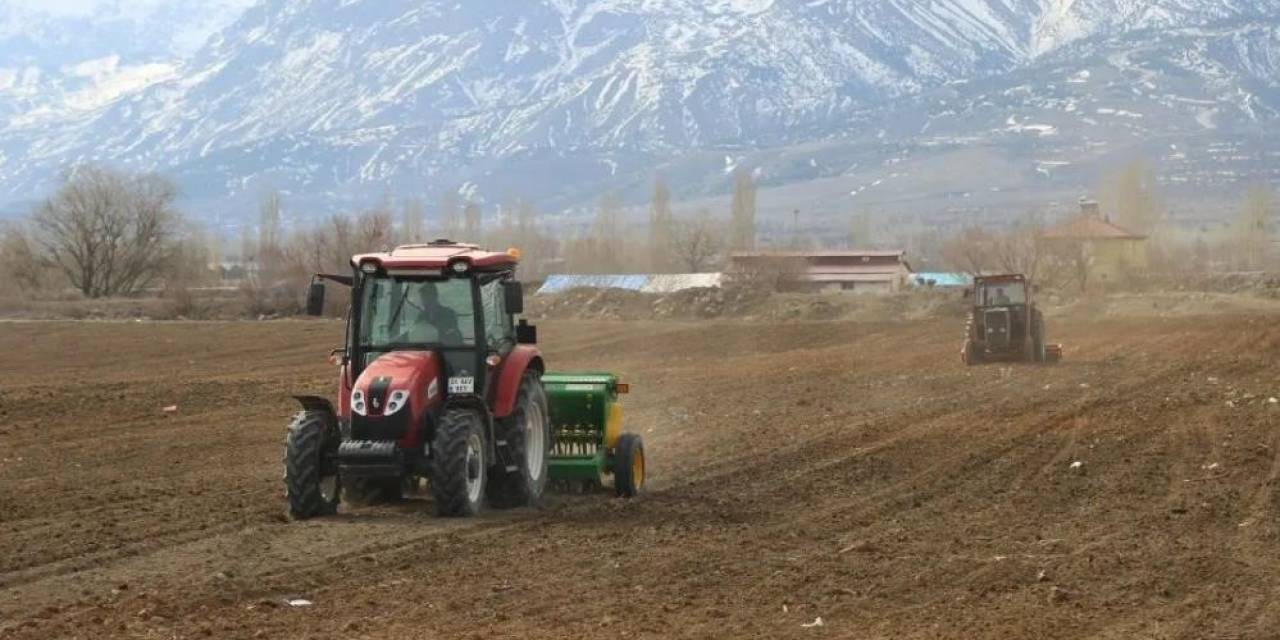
(983, 308, 1012, 351)
(352, 351, 442, 418)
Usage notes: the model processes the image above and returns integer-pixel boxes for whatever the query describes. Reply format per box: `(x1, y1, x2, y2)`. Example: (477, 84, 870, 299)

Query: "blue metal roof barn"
(536, 274, 722, 295)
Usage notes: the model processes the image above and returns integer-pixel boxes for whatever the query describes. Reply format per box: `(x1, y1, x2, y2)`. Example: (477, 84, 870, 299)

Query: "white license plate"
(448, 376, 475, 394)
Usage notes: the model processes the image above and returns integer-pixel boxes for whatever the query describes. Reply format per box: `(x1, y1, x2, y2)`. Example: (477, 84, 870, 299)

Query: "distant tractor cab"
(283, 240, 645, 520)
(961, 274, 1062, 365)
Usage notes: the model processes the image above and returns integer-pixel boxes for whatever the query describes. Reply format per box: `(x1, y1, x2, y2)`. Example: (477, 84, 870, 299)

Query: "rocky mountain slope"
(1, 0, 1277, 223)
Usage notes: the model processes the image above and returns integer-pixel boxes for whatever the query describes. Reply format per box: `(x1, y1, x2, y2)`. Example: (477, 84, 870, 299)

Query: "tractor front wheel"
(284, 410, 341, 520)
(431, 408, 487, 517)
(488, 373, 552, 509)
(613, 433, 645, 498)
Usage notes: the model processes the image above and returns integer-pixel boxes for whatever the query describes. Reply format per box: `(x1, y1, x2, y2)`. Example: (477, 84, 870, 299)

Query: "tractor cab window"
(979, 282, 1026, 307)
(359, 277, 476, 349)
(480, 278, 514, 351)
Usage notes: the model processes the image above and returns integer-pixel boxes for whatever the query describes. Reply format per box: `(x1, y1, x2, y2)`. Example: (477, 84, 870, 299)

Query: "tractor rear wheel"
(613, 433, 645, 498)
(283, 411, 341, 520)
(487, 373, 552, 509)
(963, 339, 984, 366)
(1031, 311, 1048, 363)
(430, 408, 487, 517)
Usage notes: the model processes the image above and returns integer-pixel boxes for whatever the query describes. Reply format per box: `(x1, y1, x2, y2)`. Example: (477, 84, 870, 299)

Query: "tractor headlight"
(360, 261, 379, 274)
(449, 260, 470, 275)
(351, 389, 367, 416)
(385, 390, 409, 416)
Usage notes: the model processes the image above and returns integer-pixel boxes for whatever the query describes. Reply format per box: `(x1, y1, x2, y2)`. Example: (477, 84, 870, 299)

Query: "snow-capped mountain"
(1, 0, 1278, 221)
(0, 0, 254, 112)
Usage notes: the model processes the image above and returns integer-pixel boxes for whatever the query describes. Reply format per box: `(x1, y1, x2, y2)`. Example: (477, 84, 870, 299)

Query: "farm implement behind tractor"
(283, 240, 645, 520)
(543, 373, 643, 495)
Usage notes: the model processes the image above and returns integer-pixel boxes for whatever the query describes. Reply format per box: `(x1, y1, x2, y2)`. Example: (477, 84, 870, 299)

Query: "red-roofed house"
(727, 250, 914, 294)
(1042, 199, 1148, 285)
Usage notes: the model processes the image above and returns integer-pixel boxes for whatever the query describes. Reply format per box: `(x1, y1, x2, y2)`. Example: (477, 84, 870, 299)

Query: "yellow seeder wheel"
(614, 433, 645, 498)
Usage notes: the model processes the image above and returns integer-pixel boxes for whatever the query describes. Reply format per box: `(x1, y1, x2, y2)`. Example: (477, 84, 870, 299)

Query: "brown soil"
(2, 313, 1279, 639)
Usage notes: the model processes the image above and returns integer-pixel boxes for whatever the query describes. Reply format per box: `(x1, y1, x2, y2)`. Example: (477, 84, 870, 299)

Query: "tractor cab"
(307, 241, 536, 405)
(974, 276, 1028, 309)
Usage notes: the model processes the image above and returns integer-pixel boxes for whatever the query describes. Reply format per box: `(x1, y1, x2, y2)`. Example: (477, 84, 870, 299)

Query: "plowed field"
(2, 313, 1279, 639)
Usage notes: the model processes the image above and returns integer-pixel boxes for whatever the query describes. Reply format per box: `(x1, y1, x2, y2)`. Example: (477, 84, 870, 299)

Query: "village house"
(727, 250, 914, 294)
(1041, 199, 1148, 286)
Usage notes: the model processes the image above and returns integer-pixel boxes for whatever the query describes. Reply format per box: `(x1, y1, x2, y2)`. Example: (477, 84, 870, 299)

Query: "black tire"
(1031, 311, 1047, 363)
(487, 373, 552, 509)
(342, 477, 404, 505)
(284, 410, 341, 520)
(430, 408, 487, 517)
(963, 339, 984, 366)
(613, 433, 645, 498)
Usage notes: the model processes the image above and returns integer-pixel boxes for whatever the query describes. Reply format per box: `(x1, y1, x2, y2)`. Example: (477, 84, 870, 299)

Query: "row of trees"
(935, 159, 1277, 290)
(0, 162, 845, 302)
(561, 168, 757, 274)
(239, 168, 760, 287)
(1094, 159, 1277, 273)
(1, 159, 1274, 302)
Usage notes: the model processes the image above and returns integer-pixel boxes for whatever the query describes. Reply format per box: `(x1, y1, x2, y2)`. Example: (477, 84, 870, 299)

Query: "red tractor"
(284, 240, 644, 519)
(961, 274, 1062, 365)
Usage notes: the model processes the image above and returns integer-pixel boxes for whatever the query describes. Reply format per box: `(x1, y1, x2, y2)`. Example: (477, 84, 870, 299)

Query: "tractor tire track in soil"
(1, 315, 1278, 639)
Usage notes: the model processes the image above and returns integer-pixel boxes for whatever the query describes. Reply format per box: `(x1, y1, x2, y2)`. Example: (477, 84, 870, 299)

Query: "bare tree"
(505, 198, 558, 280)
(1043, 237, 1093, 293)
(671, 210, 723, 273)
(355, 207, 397, 252)
(255, 190, 285, 283)
(0, 222, 46, 292)
(237, 224, 255, 267)
(1235, 184, 1275, 269)
(463, 200, 482, 242)
(293, 207, 398, 271)
(729, 168, 757, 251)
(939, 226, 995, 277)
(1102, 158, 1163, 236)
(402, 197, 426, 244)
(439, 190, 460, 240)
(516, 198, 535, 236)
(649, 178, 674, 272)
(990, 214, 1045, 281)
(31, 166, 182, 298)
(566, 192, 628, 274)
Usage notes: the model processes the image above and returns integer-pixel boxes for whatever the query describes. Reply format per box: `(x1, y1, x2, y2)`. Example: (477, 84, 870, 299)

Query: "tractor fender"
(490, 346, 544, 419)
(292, 395, 338, 428)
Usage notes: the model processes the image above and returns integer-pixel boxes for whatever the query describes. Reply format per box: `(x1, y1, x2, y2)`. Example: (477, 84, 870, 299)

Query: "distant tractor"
(961, 274, 1062, 365)
(283, 241, 645, 520)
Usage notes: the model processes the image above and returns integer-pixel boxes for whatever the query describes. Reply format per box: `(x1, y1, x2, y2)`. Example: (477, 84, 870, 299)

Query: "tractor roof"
(352, 241, 518, 272)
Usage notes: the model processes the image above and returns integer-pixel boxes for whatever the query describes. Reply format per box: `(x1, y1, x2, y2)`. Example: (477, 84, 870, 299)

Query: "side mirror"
(504, 281, 525, 315)
(306, 278, 326, 317)
(516, 319, 537, 345)
(962, 288, 974, 299)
